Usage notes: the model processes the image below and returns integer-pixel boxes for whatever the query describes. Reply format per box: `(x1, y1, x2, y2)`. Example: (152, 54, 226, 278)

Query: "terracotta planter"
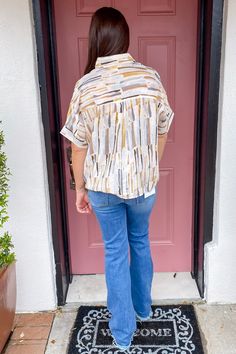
(0, 261, 17, 353)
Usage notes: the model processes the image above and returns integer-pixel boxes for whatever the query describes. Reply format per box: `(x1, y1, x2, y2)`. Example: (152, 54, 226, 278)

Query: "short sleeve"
(60, 83, 88, 148)
(154, 71, 174, 135)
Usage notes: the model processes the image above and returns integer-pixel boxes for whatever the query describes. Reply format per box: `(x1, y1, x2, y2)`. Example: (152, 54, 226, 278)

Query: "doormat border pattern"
(67, 304, 205, 353)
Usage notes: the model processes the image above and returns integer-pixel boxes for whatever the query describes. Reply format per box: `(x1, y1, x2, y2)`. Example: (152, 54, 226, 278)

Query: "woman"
(60, 6, 174, 352)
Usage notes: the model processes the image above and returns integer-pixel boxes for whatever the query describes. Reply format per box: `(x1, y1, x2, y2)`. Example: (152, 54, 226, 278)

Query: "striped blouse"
(60, 52, 174, 199)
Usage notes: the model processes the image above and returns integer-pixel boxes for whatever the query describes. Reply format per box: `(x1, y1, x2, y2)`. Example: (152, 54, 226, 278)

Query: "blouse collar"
(95, 52, 135, 68)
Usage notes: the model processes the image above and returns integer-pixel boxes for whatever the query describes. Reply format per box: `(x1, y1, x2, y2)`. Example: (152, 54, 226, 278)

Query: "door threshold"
(66, 272, 201, 304)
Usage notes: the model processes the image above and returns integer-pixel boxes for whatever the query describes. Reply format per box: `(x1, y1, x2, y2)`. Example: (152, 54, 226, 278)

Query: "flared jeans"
(87, 187, 157, 348)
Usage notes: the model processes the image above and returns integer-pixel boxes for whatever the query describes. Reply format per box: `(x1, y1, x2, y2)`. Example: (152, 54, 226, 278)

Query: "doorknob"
(66, 145, 76, 190)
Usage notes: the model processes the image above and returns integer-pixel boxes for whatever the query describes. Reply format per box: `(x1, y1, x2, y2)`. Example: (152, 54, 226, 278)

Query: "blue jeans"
(87, 187, 157, 350)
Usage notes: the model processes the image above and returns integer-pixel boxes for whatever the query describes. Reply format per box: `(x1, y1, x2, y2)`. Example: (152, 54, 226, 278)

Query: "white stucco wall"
(205, 0, 236, 303)
(0, 0, 57, 311)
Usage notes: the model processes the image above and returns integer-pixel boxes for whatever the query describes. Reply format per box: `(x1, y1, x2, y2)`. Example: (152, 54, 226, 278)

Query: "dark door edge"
(191, 0, 224, 298)
(31, 0, 72, 306)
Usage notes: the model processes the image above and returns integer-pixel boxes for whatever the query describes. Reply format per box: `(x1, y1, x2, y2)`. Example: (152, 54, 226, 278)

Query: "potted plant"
(0, 120, 17, 353)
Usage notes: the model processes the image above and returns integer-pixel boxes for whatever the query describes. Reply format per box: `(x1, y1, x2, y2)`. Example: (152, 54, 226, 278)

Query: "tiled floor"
(3, 303, 236, 354)
(2, 272, 236, 354)
(2, 312, 55, 354)
(2, 272, 200, 353)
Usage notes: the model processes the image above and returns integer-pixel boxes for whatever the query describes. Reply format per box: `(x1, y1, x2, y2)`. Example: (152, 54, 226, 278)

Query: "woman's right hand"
(76, 189, 93, 214)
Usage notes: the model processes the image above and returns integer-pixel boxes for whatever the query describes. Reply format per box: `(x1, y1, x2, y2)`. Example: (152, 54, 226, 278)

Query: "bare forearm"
(158, 133, 168, 162)
(71, 143, 88, 190)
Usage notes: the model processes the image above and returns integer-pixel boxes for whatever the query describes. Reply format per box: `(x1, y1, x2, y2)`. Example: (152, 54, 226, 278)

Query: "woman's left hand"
(76, 188, 92, 214)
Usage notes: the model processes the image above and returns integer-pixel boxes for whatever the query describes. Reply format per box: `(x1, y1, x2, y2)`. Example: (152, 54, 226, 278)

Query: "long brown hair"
(84, 7, 130, 75)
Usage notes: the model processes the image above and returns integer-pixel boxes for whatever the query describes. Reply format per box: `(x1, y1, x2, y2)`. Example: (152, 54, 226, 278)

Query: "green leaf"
(0, 122, 16, 267)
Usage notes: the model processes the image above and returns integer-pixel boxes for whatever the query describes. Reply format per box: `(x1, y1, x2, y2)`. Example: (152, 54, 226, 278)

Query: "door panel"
(53, 0, 198, 273)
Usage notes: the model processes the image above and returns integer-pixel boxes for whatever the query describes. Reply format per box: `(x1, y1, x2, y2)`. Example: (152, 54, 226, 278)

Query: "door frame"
(32, 0, 224, 305)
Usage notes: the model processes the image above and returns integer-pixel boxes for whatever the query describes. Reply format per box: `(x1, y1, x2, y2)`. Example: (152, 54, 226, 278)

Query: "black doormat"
(67, 305, 205, 353)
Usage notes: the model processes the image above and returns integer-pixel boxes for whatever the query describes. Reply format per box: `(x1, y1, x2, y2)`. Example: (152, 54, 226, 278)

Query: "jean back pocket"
(87, 190, 109, 207)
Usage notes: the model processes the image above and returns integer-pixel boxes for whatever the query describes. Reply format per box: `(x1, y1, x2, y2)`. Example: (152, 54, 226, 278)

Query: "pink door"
(53, 0, 198, 273)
